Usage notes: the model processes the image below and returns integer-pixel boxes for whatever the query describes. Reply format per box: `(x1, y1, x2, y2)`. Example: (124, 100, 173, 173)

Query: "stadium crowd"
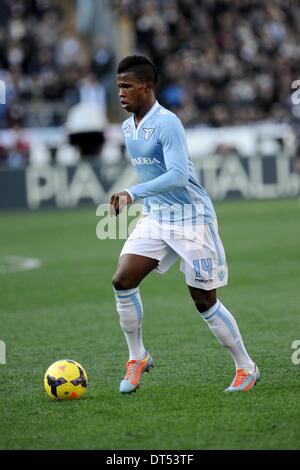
(1, 0, 300, 168)
(0, 0, 114, 166)
(0, 0, 112, 130)
(115, 0, 299, 127)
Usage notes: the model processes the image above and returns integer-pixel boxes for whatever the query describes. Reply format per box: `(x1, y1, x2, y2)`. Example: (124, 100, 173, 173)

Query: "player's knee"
(112, 273, 136, 291)
(194, 295, 216, 313)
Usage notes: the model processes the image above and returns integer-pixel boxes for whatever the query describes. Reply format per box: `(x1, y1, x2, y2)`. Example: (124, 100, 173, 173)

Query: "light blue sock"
(113, 287, 146, 361)
(198, 299, 255, 372)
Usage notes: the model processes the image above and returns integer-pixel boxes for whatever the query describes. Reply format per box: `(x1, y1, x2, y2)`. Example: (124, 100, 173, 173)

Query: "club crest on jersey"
(143, 127, 155, 141)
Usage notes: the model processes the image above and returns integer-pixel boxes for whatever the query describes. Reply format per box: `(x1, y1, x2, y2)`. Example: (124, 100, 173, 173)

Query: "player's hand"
(110, 191, 132, 216)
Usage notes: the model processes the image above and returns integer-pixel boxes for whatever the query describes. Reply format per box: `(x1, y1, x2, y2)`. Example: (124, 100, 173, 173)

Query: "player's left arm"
(126, 117, 189, 201)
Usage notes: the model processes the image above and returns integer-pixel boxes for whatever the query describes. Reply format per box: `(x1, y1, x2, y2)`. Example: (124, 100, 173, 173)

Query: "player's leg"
(112, 254, 158, 394)
(112, 216, 178, 393)
(112, 253, 158, 360)
(112, 253, 159, 291)
(168, 219, 259, 392)
(188, 286, 259, 391)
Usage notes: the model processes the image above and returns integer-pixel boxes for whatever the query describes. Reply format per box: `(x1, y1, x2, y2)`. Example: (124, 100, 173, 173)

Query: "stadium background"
(0, 0, 300, 451)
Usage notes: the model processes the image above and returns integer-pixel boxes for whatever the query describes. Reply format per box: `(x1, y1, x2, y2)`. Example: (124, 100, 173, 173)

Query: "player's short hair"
(117, 55, 158, 85)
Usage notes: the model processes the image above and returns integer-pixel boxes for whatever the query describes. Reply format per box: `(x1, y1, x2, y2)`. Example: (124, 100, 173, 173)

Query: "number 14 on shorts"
(193, 258, 213, 279)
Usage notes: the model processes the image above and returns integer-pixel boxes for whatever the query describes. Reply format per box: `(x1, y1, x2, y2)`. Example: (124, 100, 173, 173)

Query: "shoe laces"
(124, 359, 143, 380)
(234, 368, 250, 387)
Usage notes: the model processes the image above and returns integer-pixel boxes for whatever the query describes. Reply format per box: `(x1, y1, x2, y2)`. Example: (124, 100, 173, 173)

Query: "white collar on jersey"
(132, 100, 160, 140)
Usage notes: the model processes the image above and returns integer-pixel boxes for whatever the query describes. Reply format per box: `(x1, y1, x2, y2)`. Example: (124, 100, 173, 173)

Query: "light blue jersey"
(122, 101, 216, 225)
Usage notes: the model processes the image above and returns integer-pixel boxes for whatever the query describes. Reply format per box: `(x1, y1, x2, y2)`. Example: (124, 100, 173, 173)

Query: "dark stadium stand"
(0, 0, 113, 130)
(114, 0, 299, 126)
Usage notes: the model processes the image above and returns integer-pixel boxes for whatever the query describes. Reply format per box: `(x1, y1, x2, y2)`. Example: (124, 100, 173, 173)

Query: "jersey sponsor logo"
(132, 157, 160, 166)
(143, 127, 155, 140)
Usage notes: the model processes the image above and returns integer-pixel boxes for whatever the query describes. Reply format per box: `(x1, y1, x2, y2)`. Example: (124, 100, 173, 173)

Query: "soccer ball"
(44, 359, 88, 400)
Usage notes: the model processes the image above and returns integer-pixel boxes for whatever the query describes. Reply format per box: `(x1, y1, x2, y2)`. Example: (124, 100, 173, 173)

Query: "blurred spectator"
(66, 101, 107, 159)
(69, 73, 108, 159)
(91, 36, 114, 88)
(0, 124, 29, 168)
(56, 29, 89, 69)
(76, 0, 94, 36)
(79, 73, 107, 113)
(161, 80, 185, 110)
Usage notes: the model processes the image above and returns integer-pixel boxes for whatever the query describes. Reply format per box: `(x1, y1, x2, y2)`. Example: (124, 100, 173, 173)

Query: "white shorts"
(120, 216, 228, 290)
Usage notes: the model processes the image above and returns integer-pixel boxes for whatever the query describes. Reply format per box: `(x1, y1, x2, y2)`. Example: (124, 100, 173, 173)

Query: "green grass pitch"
(0, 199, 299, 450)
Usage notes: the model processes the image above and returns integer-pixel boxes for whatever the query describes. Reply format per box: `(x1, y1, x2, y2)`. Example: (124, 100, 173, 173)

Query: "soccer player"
(111, 55, 260, 394)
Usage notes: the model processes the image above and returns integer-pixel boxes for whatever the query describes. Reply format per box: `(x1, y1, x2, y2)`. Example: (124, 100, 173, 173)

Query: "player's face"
(117, 73, 148, 114)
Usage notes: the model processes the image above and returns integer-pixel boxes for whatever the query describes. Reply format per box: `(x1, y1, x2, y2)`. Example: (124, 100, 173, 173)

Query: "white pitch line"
(0, 256, 42, 274)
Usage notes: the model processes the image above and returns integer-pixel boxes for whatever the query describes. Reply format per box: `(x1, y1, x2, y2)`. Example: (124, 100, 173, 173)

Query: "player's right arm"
(110, 190, 132, 215)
